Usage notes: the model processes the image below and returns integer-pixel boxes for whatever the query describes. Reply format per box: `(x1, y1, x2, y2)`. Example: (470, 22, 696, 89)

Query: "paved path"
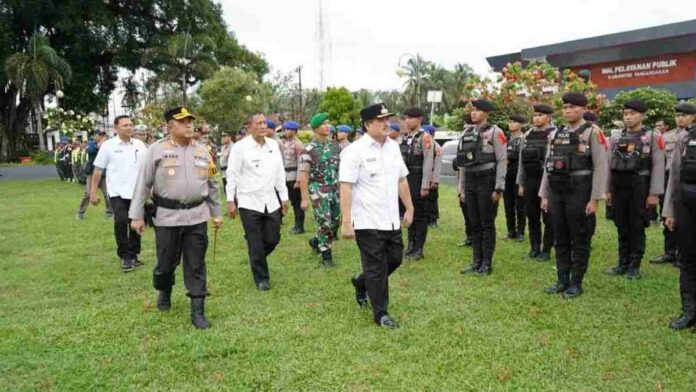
(0, 165, 57, 181)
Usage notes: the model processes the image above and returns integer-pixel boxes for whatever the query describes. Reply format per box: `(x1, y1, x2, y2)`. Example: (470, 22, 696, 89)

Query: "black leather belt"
(285, 167, 298, 172)
(152, 194, 206, 210)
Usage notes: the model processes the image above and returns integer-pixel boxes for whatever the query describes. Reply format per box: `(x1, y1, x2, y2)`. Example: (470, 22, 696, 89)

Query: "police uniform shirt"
(665, 128, 684, 172)
(225, 135, 288, 213)
(663, 129, 692, 218)
(93, 136, 147, 199)
(129, 138, 222, 227)
(339, 134, 409, 231)
(432, 142, 443, 185)
(538, 121, 607, 200)
(279, 137, 305, 182)
(219, 141, 233, 178)
(457, 124, 508, 195)
(606, 128, 665, 196)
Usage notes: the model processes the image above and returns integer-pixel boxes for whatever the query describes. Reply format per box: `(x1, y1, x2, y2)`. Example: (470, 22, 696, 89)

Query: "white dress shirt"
(225, 135, 288, 213)
(93, 136, 147, 199)
(339, 134, 408, 231)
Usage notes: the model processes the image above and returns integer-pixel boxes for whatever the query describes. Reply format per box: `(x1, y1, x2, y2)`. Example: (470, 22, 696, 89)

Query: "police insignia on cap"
(380, 105, 388, 115)
(466, 152, 473, 160)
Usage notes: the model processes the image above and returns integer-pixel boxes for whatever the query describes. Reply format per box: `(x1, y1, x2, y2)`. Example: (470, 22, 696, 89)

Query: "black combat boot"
(536, 251, 551, 261)
(528, 246, 541, 259)
(650, 253, 675, 264)
(157, 289, 172, 311)
(308, 237, 320, 254)
(477, 260, 492, 276)
(461, 260, 481, 275)
(669, 293, 696, 330)
(321, 249, 335, 268)
(408, 248, 424, 261)
(404, 240, 416, 257)
(604, 258, 629, 276)
(563, 274, 584, 299)
(626, 257, 642, 280)
(545, 273, 569, 294)
(190, 297, 210, 330)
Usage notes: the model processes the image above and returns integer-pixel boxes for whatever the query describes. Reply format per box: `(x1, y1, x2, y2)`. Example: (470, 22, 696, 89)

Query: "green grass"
(1, 179, 695, 391)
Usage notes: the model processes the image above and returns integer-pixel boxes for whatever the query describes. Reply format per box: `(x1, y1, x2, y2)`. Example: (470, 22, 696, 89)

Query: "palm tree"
(142, 33, 218, 105)
(5, 35, 71, 151)
(399, 54, 430, 108)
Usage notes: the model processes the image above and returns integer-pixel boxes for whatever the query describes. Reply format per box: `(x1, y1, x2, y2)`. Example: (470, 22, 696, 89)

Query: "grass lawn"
(1, 178, 695, 391)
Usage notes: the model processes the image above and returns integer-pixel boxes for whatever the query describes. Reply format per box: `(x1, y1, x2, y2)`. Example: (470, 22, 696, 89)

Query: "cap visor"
(376, 112, 395, 119)
(173, 113, 196, 120)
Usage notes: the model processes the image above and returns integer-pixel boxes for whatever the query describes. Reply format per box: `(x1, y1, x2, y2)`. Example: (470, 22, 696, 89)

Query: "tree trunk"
(36, 104, 45, 151)
(0, 88, 32, 162)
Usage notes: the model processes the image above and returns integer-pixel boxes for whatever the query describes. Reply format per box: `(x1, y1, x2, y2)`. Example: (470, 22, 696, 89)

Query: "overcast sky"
(221, 0, 691, 91)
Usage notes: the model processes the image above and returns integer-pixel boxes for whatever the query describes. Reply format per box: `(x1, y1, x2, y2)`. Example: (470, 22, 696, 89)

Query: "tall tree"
(399, 54, 430, 108)
(5, 34, 70, 151)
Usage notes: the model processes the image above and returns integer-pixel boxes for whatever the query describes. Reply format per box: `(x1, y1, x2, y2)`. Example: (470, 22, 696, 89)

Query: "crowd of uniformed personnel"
(65, 92, 696, 332)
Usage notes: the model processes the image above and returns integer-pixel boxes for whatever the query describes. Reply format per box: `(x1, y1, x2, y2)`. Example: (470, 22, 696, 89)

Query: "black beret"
(675, 103, 696, 115)
(164, 106, 196, 122)
(623, 99, 647, 113)
(403, 107, 424, 118)
(583, 111, 598, 122)
(561, 93, 588, 107)
(509, 114, 527, 123)
(533, 104, 554, 114)
(360, 103, 394, 121)
(472, 99, 496, 112)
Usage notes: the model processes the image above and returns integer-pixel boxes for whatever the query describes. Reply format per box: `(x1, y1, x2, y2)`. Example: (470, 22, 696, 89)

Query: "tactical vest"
(456, 125, 496, 168)
(546, 123, 593, 191)
(521, 128, 552, 178)
(609, 128, 653, 188)
(680, 128, 696, 206)
(401, 131, 425, 175)
(507, 134, 523, 170)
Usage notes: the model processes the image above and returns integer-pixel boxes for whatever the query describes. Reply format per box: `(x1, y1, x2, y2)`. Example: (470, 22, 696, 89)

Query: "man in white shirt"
(340, 103, 414, 329)
(90, 115, 147, 272)
(226, 112, 289, 291)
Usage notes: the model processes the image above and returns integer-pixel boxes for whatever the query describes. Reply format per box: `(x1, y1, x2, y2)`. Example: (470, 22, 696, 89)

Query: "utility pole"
(296, 65, 303, 125)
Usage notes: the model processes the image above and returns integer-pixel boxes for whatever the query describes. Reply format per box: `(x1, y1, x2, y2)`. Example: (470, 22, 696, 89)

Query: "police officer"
(652, 113, 688, 266)
(503, 114, 527, 241)
(340, 102, 414, 329)
(457, 99, 508, 276)
(129, 106, 223, 329)
(76, 130, 112, 220)
(423, 124, 442, 228)
(388, 122, 401, 141)
(605, 100, 665, 279)
(517, 105, 555, 260)
(279, 121, 305, 234)
(401, 107, 435, 260)
(337, 125, 352, 149)
(300, 113, 342, 267)
(219, 131, 233, 190)
(663, 102, 696, 330)
(540, 93, 607, 298)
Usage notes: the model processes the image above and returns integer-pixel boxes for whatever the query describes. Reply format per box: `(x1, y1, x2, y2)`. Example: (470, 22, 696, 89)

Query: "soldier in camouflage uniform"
(299, 112, 342, 267)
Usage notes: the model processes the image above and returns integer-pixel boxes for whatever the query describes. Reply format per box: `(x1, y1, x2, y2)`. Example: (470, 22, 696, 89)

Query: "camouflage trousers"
(312, 192, 341, 252)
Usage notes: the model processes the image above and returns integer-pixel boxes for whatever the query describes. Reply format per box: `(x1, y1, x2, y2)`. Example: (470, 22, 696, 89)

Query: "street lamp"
(396, 53, 421, 107)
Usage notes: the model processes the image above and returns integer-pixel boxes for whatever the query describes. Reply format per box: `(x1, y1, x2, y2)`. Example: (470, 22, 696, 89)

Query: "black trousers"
(153, 222, 208, 297)
(612, 175, 650, 268)
(548, 176, 593, 286)
(239, 207, 281, 284)
(676, 201, 696, 297)
(286, 181, 305, 229)
(503, 169, 526, 236)
(659, 172, 679, 256)
(110, 197, 141, 260)
(426, 187, 440, 223)
(465, 169, 497, 265)
(524, 176, 554, 252)
(459, 198, 472, 240)
(406, 174, 429, 250)
(354, 229, 403, 321)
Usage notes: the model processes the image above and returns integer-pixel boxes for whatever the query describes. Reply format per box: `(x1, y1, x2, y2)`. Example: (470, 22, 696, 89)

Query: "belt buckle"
(180, 202, 190, 209)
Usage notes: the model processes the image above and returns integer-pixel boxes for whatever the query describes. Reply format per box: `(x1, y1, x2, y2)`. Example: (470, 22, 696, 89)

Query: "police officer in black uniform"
(457, 99, 508, 276)
(540, 93, 607, 298)
(503, 114, 527, 241)
(400, 107, 435, 260)
(604, 99, 665, 280)
(517, 104, 556, 261)
(664, 102, 696, 330)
